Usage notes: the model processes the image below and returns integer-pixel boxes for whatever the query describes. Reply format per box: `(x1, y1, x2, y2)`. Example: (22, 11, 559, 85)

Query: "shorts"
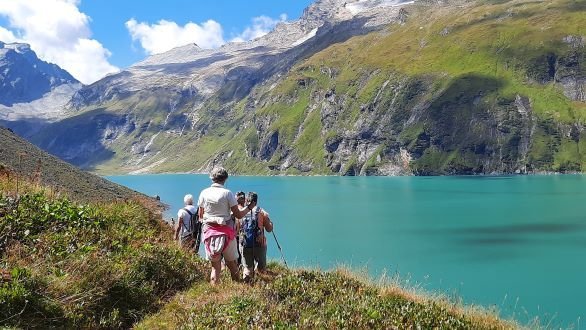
(206, 237, 238, 262)
(240, 245, 267, 276)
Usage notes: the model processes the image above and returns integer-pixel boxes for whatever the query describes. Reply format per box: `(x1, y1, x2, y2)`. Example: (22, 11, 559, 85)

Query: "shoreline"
(101, 170, 584, 177)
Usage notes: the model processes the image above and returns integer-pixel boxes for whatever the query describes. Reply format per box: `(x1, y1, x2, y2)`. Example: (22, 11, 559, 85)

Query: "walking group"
(174, 167, 281, 284)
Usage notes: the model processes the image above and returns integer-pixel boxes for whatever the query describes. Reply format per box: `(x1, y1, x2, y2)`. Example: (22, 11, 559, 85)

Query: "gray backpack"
(182, 208, 201, 252)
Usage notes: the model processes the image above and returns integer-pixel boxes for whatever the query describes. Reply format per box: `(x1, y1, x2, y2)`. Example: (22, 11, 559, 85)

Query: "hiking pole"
(271, 230, 288, 268)
(250, 208, 255, 280)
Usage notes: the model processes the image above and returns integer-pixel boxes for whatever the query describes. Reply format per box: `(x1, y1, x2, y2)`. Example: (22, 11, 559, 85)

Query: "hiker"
(239, 191, 273, 281)
(198, 167, 255, 284)
(174, 194, 200, 251)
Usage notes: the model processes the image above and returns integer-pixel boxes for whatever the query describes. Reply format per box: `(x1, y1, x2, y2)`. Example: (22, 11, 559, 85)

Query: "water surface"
(107, 174, 586, 327)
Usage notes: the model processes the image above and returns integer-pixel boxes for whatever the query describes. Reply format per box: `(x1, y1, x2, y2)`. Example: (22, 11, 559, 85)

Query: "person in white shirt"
(198, 167, 255, 284)
(174, 194, 199, 251)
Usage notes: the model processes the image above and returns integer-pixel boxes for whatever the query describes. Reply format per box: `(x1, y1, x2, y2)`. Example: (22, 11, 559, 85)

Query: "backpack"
(240, 207, 262, 248)
(182, 207, 202, 252)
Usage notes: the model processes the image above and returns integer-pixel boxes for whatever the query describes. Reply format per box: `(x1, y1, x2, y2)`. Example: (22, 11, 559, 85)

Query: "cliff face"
(22, 0, 586, 175)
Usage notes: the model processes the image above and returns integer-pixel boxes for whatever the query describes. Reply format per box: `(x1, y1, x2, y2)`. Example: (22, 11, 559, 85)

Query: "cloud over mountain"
(126, 14, 287, 55)
(0, 0, 119, 84)
(126, 18, 225, 55)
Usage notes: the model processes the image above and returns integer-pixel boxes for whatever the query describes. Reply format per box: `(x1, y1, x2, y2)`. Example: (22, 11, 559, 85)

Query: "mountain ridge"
(5, 0, 586, 175)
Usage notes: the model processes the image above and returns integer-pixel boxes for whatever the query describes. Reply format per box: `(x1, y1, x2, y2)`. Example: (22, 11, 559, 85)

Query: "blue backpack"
(241, 208, 262, 248)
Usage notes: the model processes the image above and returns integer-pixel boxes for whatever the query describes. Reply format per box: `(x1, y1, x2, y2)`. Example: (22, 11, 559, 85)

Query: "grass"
(137, 264, 518, 330)
(0, 171, 204, 328)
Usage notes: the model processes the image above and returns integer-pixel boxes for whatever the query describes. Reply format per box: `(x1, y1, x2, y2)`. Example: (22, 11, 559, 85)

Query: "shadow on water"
(452, 223, 586, 236)
(458, 237, 526, 245)
(413, 222, 586, 255)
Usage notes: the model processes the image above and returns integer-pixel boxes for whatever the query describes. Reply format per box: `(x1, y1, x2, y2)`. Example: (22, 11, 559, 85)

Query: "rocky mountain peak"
(0, 41, 79, 107)
(0, 41, 81, 133)
(3, 42, 32, 53)
(70, 0, 416, 111)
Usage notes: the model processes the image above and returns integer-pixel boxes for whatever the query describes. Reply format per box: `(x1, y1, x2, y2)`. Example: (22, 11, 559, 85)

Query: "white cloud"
(231, 14, 287, 43)
(0, 26, 17, 43)
(126, 18, 225, 55)
(0, 0, 118, 84)
(127, 14, 287, 55)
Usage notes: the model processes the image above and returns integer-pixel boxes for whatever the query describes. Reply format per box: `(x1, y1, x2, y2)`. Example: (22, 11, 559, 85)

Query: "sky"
(0, 0, 313, 84)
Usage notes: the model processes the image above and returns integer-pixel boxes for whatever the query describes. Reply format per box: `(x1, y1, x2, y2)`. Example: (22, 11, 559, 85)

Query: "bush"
(0, 191, 205, 328)
(0, 267, 63, 328)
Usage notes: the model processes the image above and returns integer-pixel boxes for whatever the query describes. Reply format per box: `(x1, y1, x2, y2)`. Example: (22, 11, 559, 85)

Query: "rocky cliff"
(17, 0, 586, 174)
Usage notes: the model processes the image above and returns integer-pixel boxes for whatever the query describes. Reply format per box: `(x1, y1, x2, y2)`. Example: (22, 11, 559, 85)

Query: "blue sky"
(0, 0, 313, 84)
(78, 0, 313, 67)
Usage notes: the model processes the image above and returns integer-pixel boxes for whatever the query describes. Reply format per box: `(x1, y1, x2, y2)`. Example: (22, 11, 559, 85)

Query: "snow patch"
(346, 0, 414, 15)
(291, 28, 318, 47)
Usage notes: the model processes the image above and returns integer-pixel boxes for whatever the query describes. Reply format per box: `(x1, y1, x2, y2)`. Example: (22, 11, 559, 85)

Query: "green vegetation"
(137, 266, 516, 329)
(0, 127, 144, 202)
(191, 0, 584, 176)
(0, 175, 204, 328)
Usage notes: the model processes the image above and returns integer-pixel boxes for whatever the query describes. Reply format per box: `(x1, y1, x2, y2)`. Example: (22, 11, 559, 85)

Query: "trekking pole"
(251, 208, 255, 279)
(271, 230, 288, 268)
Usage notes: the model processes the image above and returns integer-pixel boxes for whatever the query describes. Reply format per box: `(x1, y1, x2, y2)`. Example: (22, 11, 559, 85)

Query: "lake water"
(107, 174, 586, 327)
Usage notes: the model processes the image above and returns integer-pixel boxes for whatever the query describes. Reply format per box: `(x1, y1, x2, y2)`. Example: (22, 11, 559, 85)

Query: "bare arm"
(261, 210, 273, 232)
(174, 216, 183, 241)
(230, 200, 256, 219)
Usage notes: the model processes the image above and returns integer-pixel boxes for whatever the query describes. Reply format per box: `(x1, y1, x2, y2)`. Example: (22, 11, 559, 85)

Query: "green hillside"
(0, 178, 203, 328)
(0, 127, 149, 203)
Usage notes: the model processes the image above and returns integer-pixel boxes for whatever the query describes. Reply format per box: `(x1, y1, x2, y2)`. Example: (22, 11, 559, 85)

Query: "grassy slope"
(0, 176, 205, 328)
(0, 127, 149, 203)
(137, 266, 517, 329)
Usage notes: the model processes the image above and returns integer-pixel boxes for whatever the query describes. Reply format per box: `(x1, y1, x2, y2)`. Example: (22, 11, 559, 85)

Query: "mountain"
(24, 0, 586, 175)
(0, 42, 81, 137)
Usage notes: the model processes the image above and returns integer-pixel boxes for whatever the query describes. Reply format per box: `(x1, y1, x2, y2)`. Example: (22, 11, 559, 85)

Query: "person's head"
(210, 167, 228, 184)
(246, 192, 258, 205)
(184, 194, 193, 205)
(236, 191, 245, 205)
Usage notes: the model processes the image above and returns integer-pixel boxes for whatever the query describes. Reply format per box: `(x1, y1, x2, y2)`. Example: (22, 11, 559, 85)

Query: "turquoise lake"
(106, 174, 586, 327)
